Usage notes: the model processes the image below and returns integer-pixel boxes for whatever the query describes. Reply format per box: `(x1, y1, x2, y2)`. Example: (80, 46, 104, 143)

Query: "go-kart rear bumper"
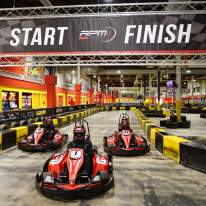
(36, 173, 114, 200)
(18, 142, 58, 152)
(104, 145, 150, 156)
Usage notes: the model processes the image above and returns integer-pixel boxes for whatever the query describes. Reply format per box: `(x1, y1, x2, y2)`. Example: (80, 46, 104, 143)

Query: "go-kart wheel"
(0, 124, 10, 131)
(20, 120, 28, 126)
(43, 157, 52, 172)
(99, 171, 109, 183)
(103, 136, 107, 147)
(11, 122, 20, 128)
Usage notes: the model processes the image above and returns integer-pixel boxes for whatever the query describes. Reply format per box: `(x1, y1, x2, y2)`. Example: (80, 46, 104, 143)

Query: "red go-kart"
(18, 126, 68, 152)
(104, 113, 150, 156)
(36, 120, 114, 200)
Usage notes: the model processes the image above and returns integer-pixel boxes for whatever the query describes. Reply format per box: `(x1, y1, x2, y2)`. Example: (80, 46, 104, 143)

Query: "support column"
(45, 75, 57, 108)
(98, 76, 101, 92)
(77, 65, 80, 84)
(19, 92, 22, 109)
(149, 74, 152, 108)
(0, 88, 2, 112)
(75, 84, 81, 105)
(88, 88, 94, 104)
(191, 75, 194, 105)
(143, 75, 147, 100)
(105, 84, 108, 103)
(157, 69, 161, 111)
(176, 66, 182, 122)
(75, 65, 81, 105)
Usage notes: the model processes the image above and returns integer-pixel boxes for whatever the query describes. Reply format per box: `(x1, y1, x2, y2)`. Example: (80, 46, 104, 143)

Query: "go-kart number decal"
(122, 130, 130, 136)
(70, 150, 82, 159)
(50, 155, 64, 165)
(97, 157, 107, 165)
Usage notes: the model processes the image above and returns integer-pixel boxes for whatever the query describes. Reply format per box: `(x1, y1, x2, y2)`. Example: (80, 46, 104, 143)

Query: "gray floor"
(151, 113, 206, 137)
(0, 111, 206, 206)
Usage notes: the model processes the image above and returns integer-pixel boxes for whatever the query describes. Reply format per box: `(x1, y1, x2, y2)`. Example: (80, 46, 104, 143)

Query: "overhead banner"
(0, 14, 205, 55)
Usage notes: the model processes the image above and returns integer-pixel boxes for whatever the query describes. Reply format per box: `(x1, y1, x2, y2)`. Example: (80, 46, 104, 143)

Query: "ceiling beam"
(39, 0, 52, 7)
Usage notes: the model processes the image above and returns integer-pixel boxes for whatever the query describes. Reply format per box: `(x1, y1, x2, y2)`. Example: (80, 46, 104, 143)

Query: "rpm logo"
(79, 27, 116, 42)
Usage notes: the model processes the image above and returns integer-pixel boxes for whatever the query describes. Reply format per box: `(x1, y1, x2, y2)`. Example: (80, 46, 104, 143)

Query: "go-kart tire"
(43, 157, 52, 172)
(20, 120, 28, 126)
(35, 117, 42, 122)
(170, 115, 187, 122)
(103, 136, 107, 147)
(160, 120, 167, 127)
(178, 121, 191, 128)
(165, 121, 178, 129)
(0, 124, 10, 131)
(61, 135, 68, 147)
(28, 119, 35, 124)
(11, 122, 20, 128)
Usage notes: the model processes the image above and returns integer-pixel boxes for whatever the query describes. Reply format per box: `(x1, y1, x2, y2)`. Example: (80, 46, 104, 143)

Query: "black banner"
(0, 14, 205, 55)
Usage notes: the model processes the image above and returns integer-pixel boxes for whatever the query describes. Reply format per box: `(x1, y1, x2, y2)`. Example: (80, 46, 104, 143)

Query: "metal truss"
(0, 54, 206, 67)
(0, 1, 205, 19)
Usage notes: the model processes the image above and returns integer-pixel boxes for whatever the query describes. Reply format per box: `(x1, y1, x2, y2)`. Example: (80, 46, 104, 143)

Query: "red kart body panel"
(36, 119, 114, 200)
(34, 127, 44, 144)
(121, 130, 132, 149)
(18, 127, 68, 152)
(48, 149, 109, 184)
(68, 148, 84, 185)
(104, 129, 149, 156)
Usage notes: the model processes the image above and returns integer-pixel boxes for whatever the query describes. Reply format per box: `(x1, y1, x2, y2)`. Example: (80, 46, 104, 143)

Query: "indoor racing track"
(0, 111, 206, 206)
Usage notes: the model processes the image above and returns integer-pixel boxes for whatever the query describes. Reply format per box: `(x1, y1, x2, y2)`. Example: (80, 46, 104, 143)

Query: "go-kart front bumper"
(36, 173, 114, 200)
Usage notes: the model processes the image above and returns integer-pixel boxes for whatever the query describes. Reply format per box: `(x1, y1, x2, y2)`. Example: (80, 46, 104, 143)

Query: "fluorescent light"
(186, 70, 191, 73)
(117, 70, 121, 74)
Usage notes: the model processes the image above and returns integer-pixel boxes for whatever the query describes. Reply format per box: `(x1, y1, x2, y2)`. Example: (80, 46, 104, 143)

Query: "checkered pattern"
(161, 14, 206, 50)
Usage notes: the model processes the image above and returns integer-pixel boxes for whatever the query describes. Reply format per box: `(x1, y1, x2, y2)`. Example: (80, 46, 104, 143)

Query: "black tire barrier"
(116, 106, 120, 110)
(125, 106, 130, 110)
(166, 121, 179, 129)
(28, 119, 35, 124)
(178, 121, 191, 128)
(56, 118, 63, 128)
(155, 131, 168, 154)
(20, 120, 28, 126)
(1, 130, 17, 150)
(35, 117, 42, 122)
(143, 112, 166, 118)
(170, 115, 187, 122)
(11, 122, 20, 128)
(200, 113, 206, 118)
(161, 120, 191, 129)
(0, 124, 10, 131)
(146, 125, 156, 140)
(160, 120, 169, 127)
(180, 142, 206, 173)
(187, 108, 202, 114)
(67, 116, 71, 125)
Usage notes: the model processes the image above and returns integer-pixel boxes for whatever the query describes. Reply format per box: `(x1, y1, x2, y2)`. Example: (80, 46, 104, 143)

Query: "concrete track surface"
(0, 111, 206, 206)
